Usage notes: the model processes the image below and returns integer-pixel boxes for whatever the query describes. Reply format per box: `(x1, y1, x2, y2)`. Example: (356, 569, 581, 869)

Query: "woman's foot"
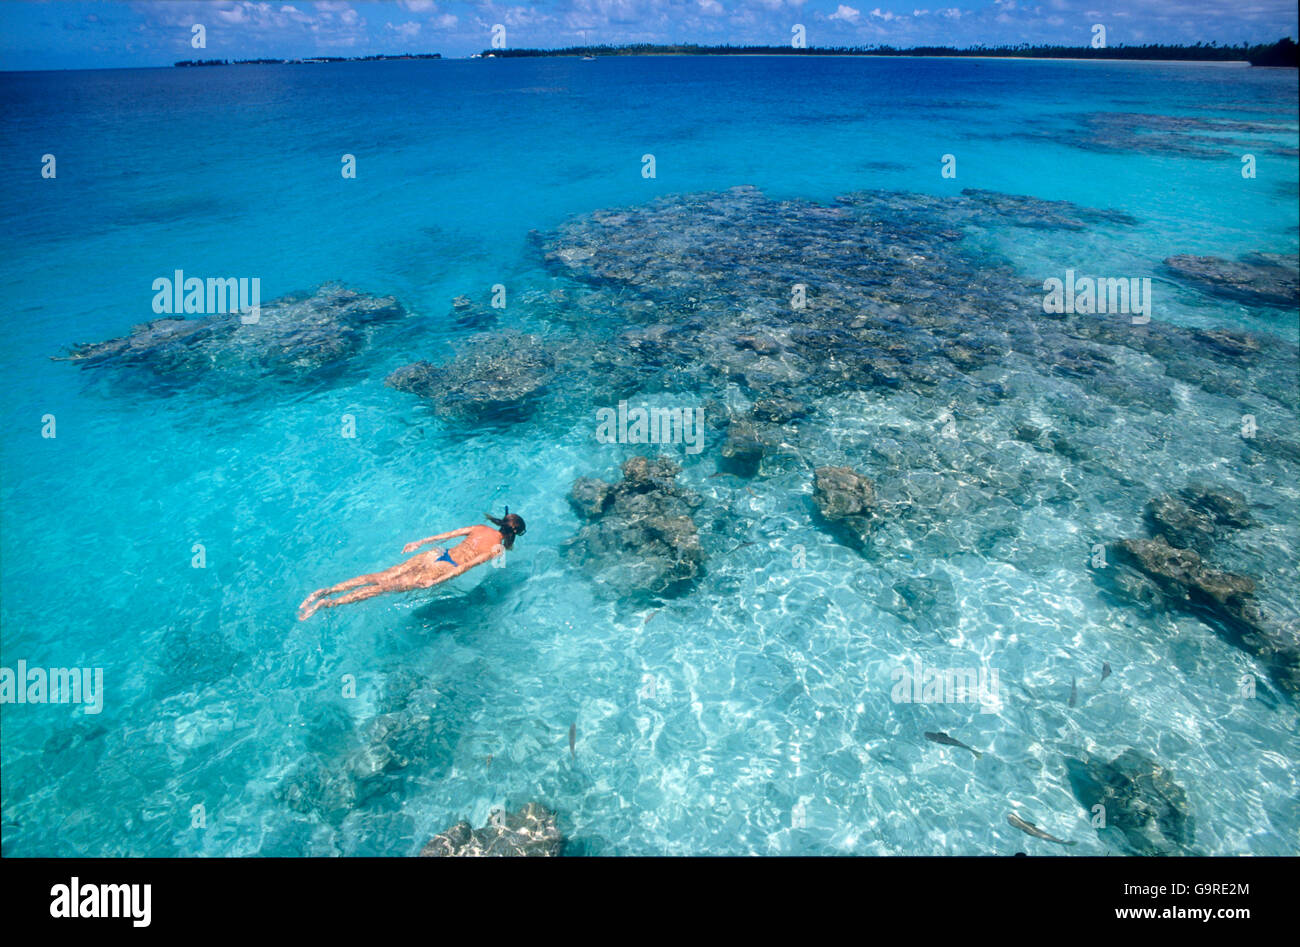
(298, 590, 329, 621)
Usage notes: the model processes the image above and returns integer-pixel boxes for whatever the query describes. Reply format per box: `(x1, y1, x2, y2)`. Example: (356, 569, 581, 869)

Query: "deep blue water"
(1, 57, 1297, 856)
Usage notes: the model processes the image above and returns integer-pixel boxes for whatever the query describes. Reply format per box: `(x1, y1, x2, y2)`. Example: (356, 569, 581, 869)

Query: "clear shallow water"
(1, 57, 1297, 856)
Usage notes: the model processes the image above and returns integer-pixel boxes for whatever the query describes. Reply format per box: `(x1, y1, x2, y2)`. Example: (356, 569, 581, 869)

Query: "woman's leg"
(299, 554, 455, 619)
(302, 579, 411, 619)
(312, 584, 390, 613)
(310, 570, 387, 600)
(299, 555, 429, 613)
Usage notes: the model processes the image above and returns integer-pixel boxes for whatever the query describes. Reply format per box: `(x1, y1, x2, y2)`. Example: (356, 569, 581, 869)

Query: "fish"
(728, 541, 756, 554)
(707, 471, 731, 479)
(569, 722, 576, 759)
(643, 610, 659, 625)
(1068, 676, 1078, 707)
(924, 731, 982, 758)
(486, 754, 492, 768)
(1100, 662, 1112, 683)
(1007, 812, 1077, 846)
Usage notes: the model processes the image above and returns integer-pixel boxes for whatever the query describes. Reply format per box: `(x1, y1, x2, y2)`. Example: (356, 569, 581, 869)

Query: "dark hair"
(486, 507, 526, 550)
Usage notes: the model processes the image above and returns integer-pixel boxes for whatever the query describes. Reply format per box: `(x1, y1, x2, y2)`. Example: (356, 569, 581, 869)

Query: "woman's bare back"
(442, 525, 505, 566)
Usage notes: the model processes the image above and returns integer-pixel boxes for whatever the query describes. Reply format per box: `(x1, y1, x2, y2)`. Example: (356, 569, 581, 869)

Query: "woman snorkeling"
(297, 508, 526, 620)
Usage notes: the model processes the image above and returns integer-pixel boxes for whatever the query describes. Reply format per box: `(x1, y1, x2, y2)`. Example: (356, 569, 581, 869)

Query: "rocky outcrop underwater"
(1004, 110, 1300, 160)
(1163, 252, 1299, 309)
(566, 456, 706, 599)
(56, 282, 407, 389)
(1066, 748, 1195, 855)
(419, 803, 564, 857)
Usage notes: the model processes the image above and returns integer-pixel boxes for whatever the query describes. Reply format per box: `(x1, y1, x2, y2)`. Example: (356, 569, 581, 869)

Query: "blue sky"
(2, 0, 1297, 70)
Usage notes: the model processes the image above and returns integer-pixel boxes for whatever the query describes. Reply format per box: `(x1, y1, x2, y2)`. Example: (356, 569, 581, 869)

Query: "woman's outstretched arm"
(402, 527, 473, 554)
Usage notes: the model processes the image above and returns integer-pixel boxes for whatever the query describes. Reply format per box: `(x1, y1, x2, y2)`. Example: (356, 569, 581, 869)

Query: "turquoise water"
(1, 57, 1297, 856)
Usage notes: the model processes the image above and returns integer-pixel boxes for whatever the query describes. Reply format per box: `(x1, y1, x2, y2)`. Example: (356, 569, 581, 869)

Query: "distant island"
(477, 38, 1299, 67)
(171, 38, 1299, 69)
(174, 53, 441, 66)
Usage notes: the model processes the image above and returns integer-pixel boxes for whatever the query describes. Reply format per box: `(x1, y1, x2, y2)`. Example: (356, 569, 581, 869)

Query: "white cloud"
(385, 20, 422, 39)
(829, 4, 861, 22)
(147, 1, 369, 49)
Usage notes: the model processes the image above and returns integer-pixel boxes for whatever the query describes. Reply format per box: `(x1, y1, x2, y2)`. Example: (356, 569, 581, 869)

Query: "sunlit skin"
(297, 524, 506, 620)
